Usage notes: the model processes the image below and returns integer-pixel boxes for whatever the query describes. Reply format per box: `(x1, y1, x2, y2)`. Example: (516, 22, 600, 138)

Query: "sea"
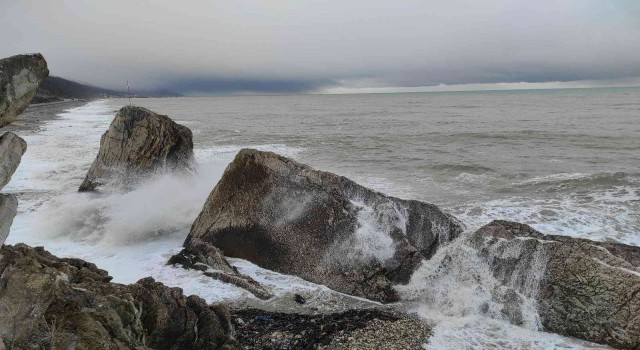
(5, 88, 640, 349)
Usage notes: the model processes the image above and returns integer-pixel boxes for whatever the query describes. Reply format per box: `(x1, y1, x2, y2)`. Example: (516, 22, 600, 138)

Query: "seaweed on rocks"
(231, 308, 431, 350)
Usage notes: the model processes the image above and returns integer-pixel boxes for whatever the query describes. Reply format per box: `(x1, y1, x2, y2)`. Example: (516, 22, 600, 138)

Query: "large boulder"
(0, 243, 240, 350)
(175, 149, 464, 303)
(0, 132, 27, 190)
(471, 220, 640, 349)
(79, 106, 195, 192)
(0, 54, 49, 127)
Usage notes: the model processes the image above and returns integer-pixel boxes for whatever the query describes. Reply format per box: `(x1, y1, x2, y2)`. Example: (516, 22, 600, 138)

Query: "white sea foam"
(4, 99, 614, 349)
(452, 194, 640, 246)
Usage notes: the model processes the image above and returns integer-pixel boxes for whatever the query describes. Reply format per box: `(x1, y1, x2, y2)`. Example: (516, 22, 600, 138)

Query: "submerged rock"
(472, 220, 640, 349)
(79, 105, 195, 192)
(0, 132, 27, 190)
(0, 243, 240, 349)
(168, 239, 273, 300)
(0, 54, 49, 127)
(175, 149, 464, 303)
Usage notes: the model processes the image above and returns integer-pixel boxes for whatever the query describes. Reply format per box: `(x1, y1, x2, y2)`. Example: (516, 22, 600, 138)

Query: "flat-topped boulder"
(471, 220, 640, 349)
(79, 106, 195, 192)
(0, 54, 49, 127)
(175, 149, 464, 303)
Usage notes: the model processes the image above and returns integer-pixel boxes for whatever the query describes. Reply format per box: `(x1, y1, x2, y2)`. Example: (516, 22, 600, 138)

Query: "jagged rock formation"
(471, 220, 640, 349)
(174, 149, 464, 303)
(0, 244, 240, 350)
(0, 195, 17, 247)
(168, 239, 273, 300)
(79, 106, 195, 192)
(0, 132, 26, 190)
(0, 132, 26, 246)
(0, 53, 44, 246)
(0, 54, 49, 127)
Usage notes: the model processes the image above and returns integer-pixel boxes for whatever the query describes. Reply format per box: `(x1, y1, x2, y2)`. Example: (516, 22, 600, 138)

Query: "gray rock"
(176, 149, 464, 303)
(0, 54, 49, 127)
(471, 220, 640, 349)
(79, 106, 195, 192)
(168, 239, 273, 300)
(0, 132, 27, 190)
(0, 194, 17, 247)
(0, 243, 241, 350)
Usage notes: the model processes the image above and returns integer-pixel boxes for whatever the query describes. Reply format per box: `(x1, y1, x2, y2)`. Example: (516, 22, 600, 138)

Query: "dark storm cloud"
(2, 0, 639, 94)
(165, 77, 337, 95)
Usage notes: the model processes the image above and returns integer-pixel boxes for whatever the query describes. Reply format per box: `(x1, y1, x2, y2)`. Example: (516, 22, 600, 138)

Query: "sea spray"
(396, 230, 549, 338)
(322, 199, 402, 270)
(28, 160, 227, 246)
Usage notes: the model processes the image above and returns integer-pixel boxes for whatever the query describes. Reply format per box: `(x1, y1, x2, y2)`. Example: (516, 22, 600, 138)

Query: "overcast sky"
(2, 0, 640, 94)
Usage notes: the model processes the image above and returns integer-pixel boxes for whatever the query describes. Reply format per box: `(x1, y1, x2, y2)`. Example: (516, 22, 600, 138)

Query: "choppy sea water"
(6, 88, 639, 349)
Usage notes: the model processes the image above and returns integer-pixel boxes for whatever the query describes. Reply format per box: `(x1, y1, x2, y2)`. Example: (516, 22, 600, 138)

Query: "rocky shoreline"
(1, 53, 639, 349)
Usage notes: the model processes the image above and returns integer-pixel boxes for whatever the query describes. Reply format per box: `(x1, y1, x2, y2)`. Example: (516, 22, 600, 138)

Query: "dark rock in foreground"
(232, 308, 430, 350)
(472, 220, 640, 349)
(0, 54, 49, 127)
(0, 244, 240, 349)
(79, 106, 195, 192)
(176, 149, 464, 303)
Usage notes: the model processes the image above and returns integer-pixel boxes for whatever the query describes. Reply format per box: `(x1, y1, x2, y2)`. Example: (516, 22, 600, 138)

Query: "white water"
(4, 100, 611, 349)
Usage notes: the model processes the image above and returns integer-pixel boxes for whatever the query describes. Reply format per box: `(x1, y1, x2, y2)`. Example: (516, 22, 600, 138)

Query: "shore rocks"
(79, 105, 195, 192)
(176, 149, 464, 303)
(0, 54, 49, 127)
(471, 220, 640, 349)
(0, 195, 17, 246)
(0, 53, 41, 246)
(0, 132, 27, 190)
(232, 308, 431, 350)
(168, 239, 273, 300)
(0, 243, 240, 349)
(0, 132, 25, 246)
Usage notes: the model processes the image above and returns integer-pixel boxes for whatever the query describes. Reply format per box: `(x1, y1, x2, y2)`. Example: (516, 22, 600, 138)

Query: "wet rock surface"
(178, 149, 464, 303)
(232, 308, 430, 350)
(0, 132, 26, 190)
(472, 220, 640, 349)
(0, 194, 17, 246)
(168, 239, 273, 300)
(79, 105, 195, 192)
(0, 244, 240, 350)
(0, 54, 49, 127)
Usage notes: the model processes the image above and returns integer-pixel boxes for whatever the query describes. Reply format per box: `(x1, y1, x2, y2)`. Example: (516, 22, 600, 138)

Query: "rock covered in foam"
(168, 239, 273, 300)
(175, 149, 464, 303)
(0, 54, 49, 127)
(0, 243, 240, 349)
(79, 106, 195, 192)
(471, 220, 640, 349)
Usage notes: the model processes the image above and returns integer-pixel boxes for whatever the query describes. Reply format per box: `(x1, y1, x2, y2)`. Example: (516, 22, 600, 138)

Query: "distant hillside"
(32, 76, 181, 103)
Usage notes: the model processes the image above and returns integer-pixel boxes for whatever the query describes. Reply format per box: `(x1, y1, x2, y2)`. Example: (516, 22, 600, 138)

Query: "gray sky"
(2, 0, 640, 94)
